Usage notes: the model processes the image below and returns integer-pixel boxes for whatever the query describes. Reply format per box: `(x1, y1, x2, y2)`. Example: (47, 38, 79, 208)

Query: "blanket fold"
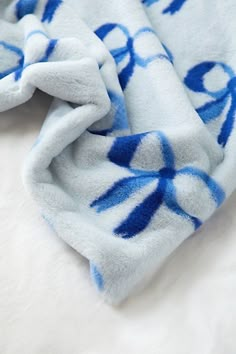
(1, 0, 236, 303)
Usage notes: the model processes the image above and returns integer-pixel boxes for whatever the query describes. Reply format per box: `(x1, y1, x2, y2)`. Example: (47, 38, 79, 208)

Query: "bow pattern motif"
(91, 132, 225, 238)
(142, 0, 187, 15)
(15, 0, 62, 22)
(0, 31, 57, 81)
(90, 91, 129, 136)
(184, 61, 236, 147)
(95, 23, 171, 90)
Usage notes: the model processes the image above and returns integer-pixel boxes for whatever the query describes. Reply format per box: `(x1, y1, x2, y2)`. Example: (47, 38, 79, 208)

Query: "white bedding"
(0, 91, 236, 354)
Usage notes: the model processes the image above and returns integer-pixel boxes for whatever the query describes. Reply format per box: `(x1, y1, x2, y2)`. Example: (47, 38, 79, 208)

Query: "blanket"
(0, 0, 235, 304)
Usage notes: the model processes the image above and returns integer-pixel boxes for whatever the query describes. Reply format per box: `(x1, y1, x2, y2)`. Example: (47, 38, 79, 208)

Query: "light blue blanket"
(1, 0, 235, 303)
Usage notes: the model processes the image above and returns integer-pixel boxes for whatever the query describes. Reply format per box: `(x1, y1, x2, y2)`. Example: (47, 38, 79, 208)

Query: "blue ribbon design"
(91, 132, 225, 238)
(142, 0, 187, 15)
(15, 0, 62, 22)
(41, 0, 63, 23)
(0, 42, 24, 79)
(95, 23, 170, 90)
(90, 91, 129, 136)
(184, 61, 236, 147)
(0, 31, 57, 81)
(16, 0, 38, 19)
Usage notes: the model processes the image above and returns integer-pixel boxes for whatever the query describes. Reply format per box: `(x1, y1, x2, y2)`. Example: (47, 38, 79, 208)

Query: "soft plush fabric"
(0, 0, 235, 304)
(1, 96, 236, 354)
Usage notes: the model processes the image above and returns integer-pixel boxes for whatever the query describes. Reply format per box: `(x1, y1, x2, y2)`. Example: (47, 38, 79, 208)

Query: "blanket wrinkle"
(0, 0, 235, 304)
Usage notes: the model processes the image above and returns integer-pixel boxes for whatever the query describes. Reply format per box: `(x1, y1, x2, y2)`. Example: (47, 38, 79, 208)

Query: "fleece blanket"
(0, 0, 235, 304)
(1, 99, 236, 353)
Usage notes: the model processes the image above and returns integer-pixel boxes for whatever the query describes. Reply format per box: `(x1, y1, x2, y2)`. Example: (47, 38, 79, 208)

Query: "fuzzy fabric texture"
(1, 95, 236, 354)
(0, 0, 235, 304)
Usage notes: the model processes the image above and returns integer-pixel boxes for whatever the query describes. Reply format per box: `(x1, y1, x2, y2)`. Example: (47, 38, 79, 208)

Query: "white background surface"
(0, 92, 236, 354)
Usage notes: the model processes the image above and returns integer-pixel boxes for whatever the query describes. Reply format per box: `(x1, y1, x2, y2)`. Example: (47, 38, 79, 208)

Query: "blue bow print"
(16, 0, 62, 23)
(95, 23, 170, 90)
(0, 31, 57, 81)
(90, 91, 129, 136)
(91, 132, 225, 238)
(142, 0, 187, 15)
(185, 61, 236, 147)
(0, 42, 24, 80)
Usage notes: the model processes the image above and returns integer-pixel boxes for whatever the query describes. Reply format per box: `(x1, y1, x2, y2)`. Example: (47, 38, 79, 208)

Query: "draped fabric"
(0, 0, 235, 303)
